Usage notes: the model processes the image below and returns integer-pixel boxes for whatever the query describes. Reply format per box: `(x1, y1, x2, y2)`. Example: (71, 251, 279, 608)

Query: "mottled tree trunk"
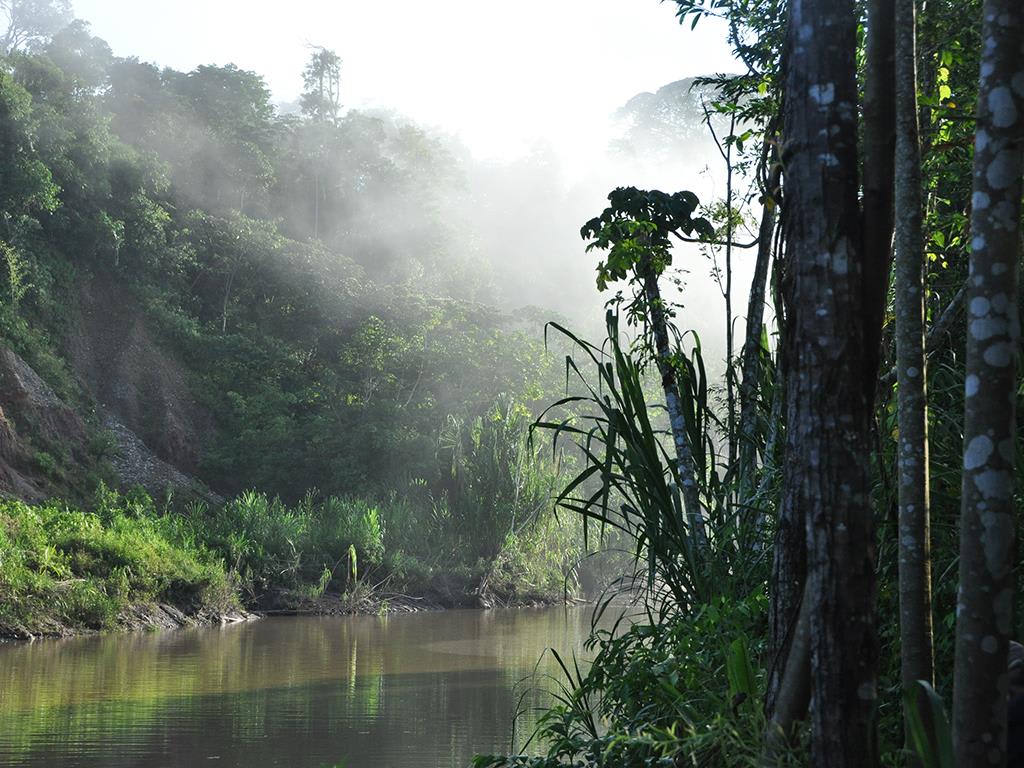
(952, 2, 1024, 765)
(894, 0, 935, 756)
(640, 258, 710, 553)
(771, 1, 881, 764)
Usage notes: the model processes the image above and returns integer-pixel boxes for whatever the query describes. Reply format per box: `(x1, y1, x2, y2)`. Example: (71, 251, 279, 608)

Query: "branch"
(670, 230, 760, 249)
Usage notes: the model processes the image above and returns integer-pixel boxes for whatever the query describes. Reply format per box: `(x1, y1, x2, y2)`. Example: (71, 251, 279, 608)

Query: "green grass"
(0, 481, 580, 638)
(0, 491, 236, 636)
(193, 490, 387, 599)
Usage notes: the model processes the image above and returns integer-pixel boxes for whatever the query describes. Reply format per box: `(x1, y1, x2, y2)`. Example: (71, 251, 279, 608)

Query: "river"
(0, 606, 604, 767)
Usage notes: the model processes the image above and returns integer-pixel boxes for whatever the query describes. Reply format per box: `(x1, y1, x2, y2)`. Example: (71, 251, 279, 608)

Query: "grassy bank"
(0, 491, 237, 638)
(0, 485, 583, 639)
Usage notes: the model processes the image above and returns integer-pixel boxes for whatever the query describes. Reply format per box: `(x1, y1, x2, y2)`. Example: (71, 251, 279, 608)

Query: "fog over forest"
(72, 0, 748, 349)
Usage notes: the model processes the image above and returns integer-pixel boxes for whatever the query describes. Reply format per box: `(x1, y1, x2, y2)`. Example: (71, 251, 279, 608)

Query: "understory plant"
(475, 311, 785, 767)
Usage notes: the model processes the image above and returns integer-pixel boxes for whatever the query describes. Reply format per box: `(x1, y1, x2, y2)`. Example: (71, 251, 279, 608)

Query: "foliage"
(581, 186, 713, 296)
(197, 490, 387, 598)
(535, 312, 770, 609)
(437, 393, 564, 562)
(0, 0, 71, 54)
(0, 19, 567, 520)
(474, 594, 803, 768)
(491, 1, 1024, 767)
(904, 681, 954, 768)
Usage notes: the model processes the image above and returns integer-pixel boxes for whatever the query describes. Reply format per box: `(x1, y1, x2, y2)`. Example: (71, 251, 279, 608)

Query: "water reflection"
(0, 607, 600, 767)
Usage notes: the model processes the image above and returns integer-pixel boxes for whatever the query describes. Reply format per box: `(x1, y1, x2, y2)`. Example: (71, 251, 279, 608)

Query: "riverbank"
(0, 494, 244, 640)
(2, 587, 569, 642)
(0, 602, 259, 641)
(0, 492, 577, 641)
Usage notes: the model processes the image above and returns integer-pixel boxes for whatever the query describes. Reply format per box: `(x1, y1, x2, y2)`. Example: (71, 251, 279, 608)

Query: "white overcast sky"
(70, 0, 738, 160)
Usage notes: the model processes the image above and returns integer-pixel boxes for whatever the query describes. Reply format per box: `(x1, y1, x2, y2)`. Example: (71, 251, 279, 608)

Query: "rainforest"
(0, 1, 1022, 767)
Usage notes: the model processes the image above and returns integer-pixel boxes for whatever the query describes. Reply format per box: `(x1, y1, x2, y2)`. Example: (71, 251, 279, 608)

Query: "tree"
(172, 64, 277, 213)
(582, 187, 716, 555)
(952, 1, 1023, 764)
(0, 0, 69, 53)
(894, 0, 935, 754)
(862, 0, 896, 394)
(301, 46, 342, 125)
(736, 126, 780, 505)
(177, 64, 276, 146)
(0, 69, 58, 216)
(768, 0, 890, 762)
(298, 47, 342, 239)
(97, 211, 124, 267)
(43, 19, 112, 91)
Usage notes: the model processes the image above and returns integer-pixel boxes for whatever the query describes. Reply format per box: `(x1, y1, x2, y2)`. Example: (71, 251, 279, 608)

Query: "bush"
(198, 490, 388, 596)
(485, 511, 583, 603)
(474, 594, 804, 768)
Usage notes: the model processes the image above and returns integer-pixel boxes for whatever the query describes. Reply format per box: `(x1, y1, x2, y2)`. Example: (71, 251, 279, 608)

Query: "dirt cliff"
(66, 278, 212, 475)
(0, 279, 218, 503)
(0, 345, 89, 500)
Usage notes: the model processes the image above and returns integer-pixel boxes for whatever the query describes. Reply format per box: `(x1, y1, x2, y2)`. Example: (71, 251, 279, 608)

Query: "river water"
(0, 606, 602, 767)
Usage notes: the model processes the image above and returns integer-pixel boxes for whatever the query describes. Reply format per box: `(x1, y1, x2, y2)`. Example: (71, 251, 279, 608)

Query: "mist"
(65, 0, 749, 358)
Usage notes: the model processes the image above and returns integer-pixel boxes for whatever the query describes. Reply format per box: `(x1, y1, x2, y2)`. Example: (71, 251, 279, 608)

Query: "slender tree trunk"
(766, 222, 802, 720)
(862, 0, 897, 401)
(739, 146, 781, 502)
(894, 0, 935, 758)
(724, 113, 737, 475)
(765, 590, 811, 759)
(222, 261, 239, 334)
(772, 1, 881, 764)
(640, 257, 710, 553)
(766, 208, 800, 718)
(314, 172, 320, 240)
(952, 2, 1023, 764)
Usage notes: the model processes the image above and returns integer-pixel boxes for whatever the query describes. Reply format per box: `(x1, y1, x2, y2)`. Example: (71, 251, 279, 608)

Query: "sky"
(69, 0, 739, 161)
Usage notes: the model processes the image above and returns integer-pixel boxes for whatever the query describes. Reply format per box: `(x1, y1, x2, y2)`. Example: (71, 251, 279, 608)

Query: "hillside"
(0, 19, 591, 632)
(0, 22, 567, 504)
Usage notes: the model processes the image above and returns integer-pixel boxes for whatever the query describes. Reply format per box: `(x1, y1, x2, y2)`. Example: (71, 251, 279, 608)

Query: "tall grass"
(476, 311, 785, 766)
(194, 490, 386, 597)
(534, 311, 771, 612)
(437, 393, 566, 564)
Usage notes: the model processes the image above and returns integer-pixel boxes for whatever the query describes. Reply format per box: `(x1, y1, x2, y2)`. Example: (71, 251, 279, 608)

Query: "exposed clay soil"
(65, 277, 213, 477)
(0, 346, 89, 500)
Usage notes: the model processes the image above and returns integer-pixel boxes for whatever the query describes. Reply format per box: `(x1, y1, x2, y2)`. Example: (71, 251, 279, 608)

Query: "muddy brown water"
(0, 606, 607, 767)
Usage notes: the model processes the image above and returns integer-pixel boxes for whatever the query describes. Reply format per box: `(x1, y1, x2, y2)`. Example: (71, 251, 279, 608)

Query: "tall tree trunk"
(723, 112, 738, 475)
(314, 172, 321, 240)
(952, 2, 1024, 764)
(894, 0, 935, 757)
(772, 1, 882, 764)
(862, 0, 897, 401)
(640, 257, 710, 553)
